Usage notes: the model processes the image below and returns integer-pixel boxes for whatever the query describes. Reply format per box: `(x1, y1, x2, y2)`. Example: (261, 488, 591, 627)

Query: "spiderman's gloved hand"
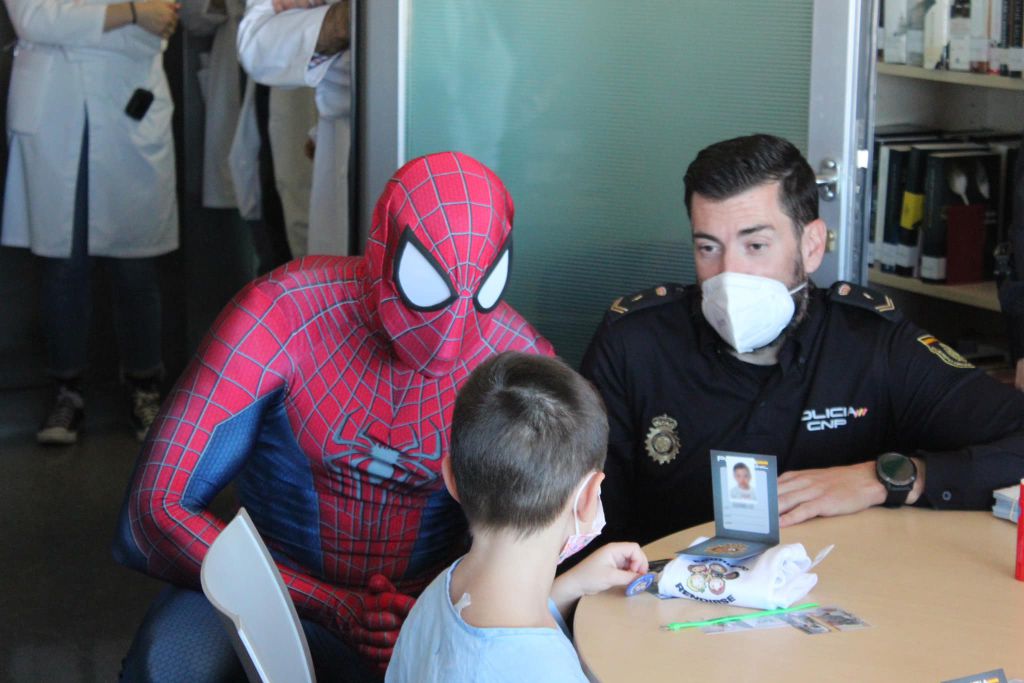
(347, 574, 416, 672)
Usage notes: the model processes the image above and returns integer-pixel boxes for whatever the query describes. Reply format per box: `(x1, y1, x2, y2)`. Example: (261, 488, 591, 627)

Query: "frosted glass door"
(399, 0, 832, 364)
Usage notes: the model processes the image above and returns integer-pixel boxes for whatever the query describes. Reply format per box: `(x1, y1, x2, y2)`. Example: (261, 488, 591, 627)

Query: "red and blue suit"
(113, 151, 554, 678)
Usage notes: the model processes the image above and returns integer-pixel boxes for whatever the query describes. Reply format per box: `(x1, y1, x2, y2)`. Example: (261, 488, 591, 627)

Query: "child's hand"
(551, 542, 648, 618)
(567, 542, 649, 596)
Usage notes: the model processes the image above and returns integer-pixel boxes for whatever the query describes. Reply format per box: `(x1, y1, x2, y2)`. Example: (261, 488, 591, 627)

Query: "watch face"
(878, 452, 915, 486)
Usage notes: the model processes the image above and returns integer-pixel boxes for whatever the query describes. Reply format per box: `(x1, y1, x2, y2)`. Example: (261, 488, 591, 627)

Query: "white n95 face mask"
(700, 272, 806, 354)
(557, 473, 606, 564)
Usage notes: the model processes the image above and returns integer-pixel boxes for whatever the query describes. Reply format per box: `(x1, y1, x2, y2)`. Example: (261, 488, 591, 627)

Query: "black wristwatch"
(875, 452, 918, 508)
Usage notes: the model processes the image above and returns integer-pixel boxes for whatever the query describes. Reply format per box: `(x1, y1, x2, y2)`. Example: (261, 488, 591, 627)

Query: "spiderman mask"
(364, 152, 513, 377)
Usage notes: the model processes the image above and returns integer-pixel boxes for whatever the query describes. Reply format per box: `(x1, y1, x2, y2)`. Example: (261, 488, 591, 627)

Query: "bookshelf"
(876, 62, 1024, 91)
(870, 47, 1023, 326)
(867, 270, 1001, 311)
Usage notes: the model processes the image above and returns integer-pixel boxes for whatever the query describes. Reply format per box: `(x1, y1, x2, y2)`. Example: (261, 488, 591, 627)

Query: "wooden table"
(574, 508, 1024, 682)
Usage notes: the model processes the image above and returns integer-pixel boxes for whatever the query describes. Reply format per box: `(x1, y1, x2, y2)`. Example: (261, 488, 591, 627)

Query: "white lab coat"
(180, 0, 245, 209)
(227, 80, 316, 257)
(237, 0, 351, 256)
(2, 0, 178, 258)
(182, 0, 315, 255)
(268, 87, 316, 257)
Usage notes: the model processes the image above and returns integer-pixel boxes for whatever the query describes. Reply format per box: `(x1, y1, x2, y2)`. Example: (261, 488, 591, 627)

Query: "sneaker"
(131, 386, 162, 442)
(37, 385, 85, 445)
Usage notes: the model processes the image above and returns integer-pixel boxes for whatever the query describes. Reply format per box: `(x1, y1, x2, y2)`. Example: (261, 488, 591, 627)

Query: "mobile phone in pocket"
(125, 88, 154, 120)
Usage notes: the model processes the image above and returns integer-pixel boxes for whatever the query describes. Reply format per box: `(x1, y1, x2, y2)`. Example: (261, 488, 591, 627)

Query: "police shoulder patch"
(829, 281, 901, 322)
(605, 283, 687, 323)
(916, 334, 975, 369)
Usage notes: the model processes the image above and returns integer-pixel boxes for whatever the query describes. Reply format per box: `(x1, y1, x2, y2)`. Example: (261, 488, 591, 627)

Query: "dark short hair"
(733, 463, 750, 473)
(683, 134, 819, 235)
(450, 352, 608, 535)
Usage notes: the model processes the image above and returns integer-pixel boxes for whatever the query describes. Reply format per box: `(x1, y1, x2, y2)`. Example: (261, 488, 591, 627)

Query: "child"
(386, 351, 648, 682)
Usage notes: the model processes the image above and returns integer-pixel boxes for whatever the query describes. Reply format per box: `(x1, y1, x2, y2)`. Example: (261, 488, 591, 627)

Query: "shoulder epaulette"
(604, 283, 688, 323)
(828, 281, 901, 322)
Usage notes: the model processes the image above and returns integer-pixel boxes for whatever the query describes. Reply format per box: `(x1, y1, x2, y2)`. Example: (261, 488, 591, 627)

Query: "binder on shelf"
(876, 144, 912, 272)
(885, 0, 911, 63)
(970, 0, 992, 72)
(898, 142, 988, 277)
(910, 1, 927, 65)
(950, 0, 989, 71)
(920, 149, 999, 283)
(989, 0, 1005, 73)
(990, 141, 1021, 243)
(1012, 0, 1024, 76)
(947, 203, 988, 282)
(924, 0, 953, 68)
(870, 126, 944, 270)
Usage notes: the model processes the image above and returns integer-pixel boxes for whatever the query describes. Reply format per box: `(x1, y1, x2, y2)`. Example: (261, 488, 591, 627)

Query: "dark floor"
(0, 383, 166, 682)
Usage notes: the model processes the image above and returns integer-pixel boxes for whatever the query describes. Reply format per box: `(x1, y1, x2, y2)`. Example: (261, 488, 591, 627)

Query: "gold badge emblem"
(645, 414, 681, 465)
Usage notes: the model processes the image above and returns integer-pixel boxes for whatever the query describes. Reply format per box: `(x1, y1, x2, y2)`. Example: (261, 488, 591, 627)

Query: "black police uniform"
(581, 281, 1024, 547)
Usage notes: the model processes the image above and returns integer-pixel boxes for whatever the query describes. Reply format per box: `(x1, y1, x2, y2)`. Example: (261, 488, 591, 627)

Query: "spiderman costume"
(113, 151, 554, 679)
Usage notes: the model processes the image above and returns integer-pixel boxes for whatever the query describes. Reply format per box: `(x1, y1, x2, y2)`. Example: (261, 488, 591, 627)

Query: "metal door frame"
(808, 0, 876, 285)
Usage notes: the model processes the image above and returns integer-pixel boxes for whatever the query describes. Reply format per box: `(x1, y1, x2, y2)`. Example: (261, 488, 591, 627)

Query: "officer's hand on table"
(777, 459, 926, 527)
(345, 574, 415, 673)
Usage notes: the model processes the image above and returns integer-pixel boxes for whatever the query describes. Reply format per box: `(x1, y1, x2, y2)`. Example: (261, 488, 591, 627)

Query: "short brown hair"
(450, 352, 608, 535)
(683, 133, 819, 236)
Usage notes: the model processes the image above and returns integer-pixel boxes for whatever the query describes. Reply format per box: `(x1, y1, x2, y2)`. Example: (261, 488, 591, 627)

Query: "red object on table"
(1017, 480, 1024, 582)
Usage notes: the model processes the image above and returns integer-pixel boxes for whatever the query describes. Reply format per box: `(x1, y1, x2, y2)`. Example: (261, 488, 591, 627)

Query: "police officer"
(582, 134, 1024, 549)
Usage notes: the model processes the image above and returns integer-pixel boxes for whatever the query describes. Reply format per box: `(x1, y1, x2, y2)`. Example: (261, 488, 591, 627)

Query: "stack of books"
(869, 124, 1019, 284)
(992, 483, 1021, 523)
(883, 0, 1024, 77)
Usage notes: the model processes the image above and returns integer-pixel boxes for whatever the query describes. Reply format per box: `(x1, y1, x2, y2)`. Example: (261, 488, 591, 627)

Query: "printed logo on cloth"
(801, 406, 870, 432)
(916, 335, 975, 369)
(645, 414, 681, 465)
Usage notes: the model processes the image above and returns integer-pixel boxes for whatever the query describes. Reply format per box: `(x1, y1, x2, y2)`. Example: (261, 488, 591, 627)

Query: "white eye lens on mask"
(557, 472, 606, 564)
(474, 246, 510, 312)
(394, 230, 457, 311)
(700, 272, 806, 354)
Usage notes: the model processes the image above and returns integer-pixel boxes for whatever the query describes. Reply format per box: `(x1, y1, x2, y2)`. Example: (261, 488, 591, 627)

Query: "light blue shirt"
(386, 559, 590, 683)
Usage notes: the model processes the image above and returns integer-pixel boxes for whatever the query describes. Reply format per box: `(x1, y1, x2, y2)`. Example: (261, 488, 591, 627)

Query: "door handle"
(815, 158, 839, 202)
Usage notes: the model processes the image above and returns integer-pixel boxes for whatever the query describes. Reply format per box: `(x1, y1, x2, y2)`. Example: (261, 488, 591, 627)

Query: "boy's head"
(447, 351, 608, 536)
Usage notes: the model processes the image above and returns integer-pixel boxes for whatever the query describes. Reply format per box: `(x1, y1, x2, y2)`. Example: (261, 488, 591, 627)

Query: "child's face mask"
(558, 472, 606, 564)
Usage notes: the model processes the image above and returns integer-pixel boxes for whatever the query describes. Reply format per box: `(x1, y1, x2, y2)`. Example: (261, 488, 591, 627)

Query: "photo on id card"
(681, 450, 779, 561)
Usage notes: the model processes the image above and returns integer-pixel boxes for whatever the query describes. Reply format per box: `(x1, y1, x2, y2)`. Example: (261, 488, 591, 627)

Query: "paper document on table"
(699, 605, 869, 636)
(700, 614, 790, 634)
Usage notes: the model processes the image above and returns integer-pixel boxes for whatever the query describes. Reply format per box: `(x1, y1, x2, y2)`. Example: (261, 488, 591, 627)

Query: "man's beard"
(785, 256, 811, 334)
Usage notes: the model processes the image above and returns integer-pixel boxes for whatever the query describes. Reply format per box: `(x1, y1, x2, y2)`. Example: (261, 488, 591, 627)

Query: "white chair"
(200, 508, 316, 683)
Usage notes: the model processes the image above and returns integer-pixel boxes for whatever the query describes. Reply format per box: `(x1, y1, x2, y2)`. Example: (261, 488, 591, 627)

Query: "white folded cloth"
(657, 541, 833, 610)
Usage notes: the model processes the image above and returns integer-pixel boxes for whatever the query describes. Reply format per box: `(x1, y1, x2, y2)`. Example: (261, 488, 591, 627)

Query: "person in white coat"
(1, 0, 180, 444)
(236, 0, 351, 256)
(180, 0, 317, 259)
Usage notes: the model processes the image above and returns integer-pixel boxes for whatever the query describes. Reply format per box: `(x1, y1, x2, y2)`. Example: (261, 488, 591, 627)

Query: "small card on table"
(941, 669, 1008, 683)
(681, 450, 779, 561)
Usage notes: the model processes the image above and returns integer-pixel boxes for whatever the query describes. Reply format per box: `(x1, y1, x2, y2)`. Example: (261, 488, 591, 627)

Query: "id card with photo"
(681, 450, 779, 560)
